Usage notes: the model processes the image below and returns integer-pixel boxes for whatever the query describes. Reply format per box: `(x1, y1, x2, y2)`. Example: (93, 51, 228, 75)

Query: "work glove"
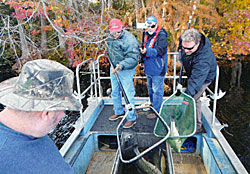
(112, 64, 122, 74)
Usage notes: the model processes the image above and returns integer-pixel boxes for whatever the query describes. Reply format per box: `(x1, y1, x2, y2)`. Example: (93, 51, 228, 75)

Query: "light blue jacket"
(106, 30, 139, 70)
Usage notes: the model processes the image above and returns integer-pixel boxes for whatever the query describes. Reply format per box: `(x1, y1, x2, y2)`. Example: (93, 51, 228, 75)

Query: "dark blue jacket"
(106, 30, 139, 70)
(141, 27, 168, 76)
(178, 34, 217, 97)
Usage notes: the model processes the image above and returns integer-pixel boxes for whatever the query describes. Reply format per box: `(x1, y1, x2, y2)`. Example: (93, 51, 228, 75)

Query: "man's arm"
(185, 57, 210, 97)
(146, 32, 168, 58)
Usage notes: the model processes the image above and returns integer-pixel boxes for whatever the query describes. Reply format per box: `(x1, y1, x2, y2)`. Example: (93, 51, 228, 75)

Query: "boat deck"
(91, 105, 157, 133)
(90, 105, 164, 148)
(173, 153, 207, 174)
(89, 105, 208, 174)
(86, 151, 116, 174)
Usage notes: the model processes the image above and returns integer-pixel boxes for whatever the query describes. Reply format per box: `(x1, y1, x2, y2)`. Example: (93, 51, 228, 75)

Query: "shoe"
(146, 113, 157, 119)
(123, 120, 136, 128)
(109, 114, 124, 121)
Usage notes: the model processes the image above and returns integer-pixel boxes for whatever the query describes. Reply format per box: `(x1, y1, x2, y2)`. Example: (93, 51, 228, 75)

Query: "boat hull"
(62, 98, 247, 174)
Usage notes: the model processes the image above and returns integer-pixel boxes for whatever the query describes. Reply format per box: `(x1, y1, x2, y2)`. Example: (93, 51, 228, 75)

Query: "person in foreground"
(140, 16, 168, 119)
(178, 28, 217, 133)
(106, 18, 140, 128)
(0, 59, 82, 174)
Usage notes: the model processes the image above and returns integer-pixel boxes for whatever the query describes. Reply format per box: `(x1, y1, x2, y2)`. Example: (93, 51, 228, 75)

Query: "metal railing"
(73, 54, 249, 173)
(75, 58, 95, 124)
(75, 53, 221, 126)
(95, 53, 181, 95)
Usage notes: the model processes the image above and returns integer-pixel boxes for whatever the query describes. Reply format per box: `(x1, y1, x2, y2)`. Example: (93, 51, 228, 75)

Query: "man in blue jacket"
(178, 28, 217, 132)
(140, 16, 168, 118)
(106, 18, 140, 128)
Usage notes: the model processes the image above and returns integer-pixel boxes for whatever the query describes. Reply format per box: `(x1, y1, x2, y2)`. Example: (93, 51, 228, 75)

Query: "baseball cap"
(0, 59, 82, 111)
(109, 18, 123, 33)
(145, 16, 157, 27)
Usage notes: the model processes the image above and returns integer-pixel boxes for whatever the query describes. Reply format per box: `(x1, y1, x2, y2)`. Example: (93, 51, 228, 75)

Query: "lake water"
(216, 60, 250, 172)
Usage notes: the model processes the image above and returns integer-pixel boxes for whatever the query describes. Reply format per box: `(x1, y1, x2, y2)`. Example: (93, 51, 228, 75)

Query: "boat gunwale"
(201, 99, 248, 174)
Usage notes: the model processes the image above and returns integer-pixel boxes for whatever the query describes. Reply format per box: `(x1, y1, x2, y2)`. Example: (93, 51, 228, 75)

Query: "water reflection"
(217, 60, 250, 172)
(230, 59, 242, 92)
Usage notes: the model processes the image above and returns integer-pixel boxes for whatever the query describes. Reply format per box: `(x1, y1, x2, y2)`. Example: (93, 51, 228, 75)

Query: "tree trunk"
(40, 15, 47, 56)
(101, 0, 104, 25)
(107, 0, 112, 11)
(134, 0, 140, 24)
(18, 22, 30, 59)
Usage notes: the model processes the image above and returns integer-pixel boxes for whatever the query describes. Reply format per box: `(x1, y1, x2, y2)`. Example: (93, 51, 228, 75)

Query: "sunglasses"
(182, 44, 196, 50)
(111, 31, 121, 35)
(147, 24, 156, 29)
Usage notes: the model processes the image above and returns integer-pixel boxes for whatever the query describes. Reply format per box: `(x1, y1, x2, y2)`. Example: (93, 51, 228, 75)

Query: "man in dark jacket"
(106, 18, 140, 128)
(178, 28, 217, 132)
(140, 16, 168, 118)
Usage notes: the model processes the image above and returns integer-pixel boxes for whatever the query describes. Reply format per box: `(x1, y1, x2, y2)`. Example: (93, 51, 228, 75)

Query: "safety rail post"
(212, 65, 219, 125)
(173, 53, 177, 92)
(90, 66, 93, 98)
(167, 52, 179, 93)
(91, 61, 98, 98)
(76, 58, 93, 123)
(96, 54, 105, 98)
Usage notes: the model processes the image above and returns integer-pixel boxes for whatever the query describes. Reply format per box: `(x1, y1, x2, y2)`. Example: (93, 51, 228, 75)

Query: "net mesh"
(154, 92, 196, 152)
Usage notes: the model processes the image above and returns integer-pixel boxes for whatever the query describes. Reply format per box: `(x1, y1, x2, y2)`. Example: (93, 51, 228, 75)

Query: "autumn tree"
(0, 0, 110, 69)
(212, 0, 250, 58)
(0, 0, 248, 71)
(124, 0, 221, 52)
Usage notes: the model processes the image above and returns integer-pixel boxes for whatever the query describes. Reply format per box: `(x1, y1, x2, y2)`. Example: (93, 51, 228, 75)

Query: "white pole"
(212, 66, 219, 125)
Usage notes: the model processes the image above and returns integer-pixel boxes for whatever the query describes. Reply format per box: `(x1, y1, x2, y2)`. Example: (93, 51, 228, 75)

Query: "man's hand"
(112, 64, 122, 74)
(140, 48, 147, 54)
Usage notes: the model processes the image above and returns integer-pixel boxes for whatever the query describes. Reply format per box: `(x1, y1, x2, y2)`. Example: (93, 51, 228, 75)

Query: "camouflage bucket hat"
(0, 59, 82, 111)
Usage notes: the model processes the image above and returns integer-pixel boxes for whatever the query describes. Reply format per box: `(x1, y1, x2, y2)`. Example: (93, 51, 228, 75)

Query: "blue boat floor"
(90, 105, 160, 135)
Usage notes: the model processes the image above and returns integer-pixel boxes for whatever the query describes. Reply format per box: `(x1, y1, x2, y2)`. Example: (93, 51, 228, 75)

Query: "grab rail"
(76, 58, 94, 123)
(212, 66, 219, 125)
(96, 53, 181, 95)
(75, 53, 222, 126)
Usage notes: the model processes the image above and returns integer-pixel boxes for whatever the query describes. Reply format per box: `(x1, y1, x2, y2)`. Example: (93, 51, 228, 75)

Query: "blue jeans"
(147, 75, 165, 112)
(110, 68, 136, 121)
